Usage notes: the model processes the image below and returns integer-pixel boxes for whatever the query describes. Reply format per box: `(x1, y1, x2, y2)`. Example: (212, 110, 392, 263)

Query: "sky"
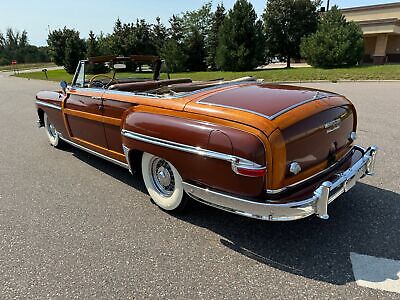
(0, 0, 396, 46)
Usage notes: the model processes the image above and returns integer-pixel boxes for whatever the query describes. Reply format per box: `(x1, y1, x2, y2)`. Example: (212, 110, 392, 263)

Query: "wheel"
(141, 152, 187, 212)
(44, 112, 61, 147)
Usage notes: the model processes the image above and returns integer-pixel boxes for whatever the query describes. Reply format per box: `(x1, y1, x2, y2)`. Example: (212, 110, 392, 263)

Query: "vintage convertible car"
(35, 55, 378, 221)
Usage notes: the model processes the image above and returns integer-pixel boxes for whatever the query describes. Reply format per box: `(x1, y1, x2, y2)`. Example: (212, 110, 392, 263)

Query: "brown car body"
(35, 57, 378, 221)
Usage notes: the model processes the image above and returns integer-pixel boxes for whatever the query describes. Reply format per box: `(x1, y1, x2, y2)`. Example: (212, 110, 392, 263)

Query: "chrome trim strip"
(197, 91, 330, 120)
(266, 146, 357, 194)
(268, 92, 328, 119)
(183, 145, 378, 221)
(121, 129, 265, 176)
(36, 100, 62, 111)
(196, 101, 272, 120)
(58, 134, 129, 169)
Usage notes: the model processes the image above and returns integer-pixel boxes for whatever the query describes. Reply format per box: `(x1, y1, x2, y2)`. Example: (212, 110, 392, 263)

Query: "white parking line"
(350, 252, 400, 294)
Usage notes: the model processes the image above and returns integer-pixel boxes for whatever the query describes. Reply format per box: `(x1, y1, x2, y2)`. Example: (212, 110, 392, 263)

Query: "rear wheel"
(44, 112, 61, 147)
(141, 152, 187, 212)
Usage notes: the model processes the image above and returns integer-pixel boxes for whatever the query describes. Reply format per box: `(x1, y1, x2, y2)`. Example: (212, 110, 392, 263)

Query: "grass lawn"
(15, 64, 400, 83)
(0, 62, 56, 72)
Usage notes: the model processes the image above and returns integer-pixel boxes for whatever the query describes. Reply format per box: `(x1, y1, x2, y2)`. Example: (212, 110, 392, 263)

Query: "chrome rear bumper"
(183, 145, 378, 221)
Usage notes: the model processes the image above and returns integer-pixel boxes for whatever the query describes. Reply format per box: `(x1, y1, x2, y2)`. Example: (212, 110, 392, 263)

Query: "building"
(342, 2, 400, 64)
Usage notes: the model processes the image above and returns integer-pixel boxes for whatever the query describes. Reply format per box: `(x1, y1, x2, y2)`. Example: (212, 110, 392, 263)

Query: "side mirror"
(60, 80, 68, 94)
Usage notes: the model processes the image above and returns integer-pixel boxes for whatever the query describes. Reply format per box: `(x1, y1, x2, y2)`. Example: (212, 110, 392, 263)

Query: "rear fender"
(122, 108, 266, 198)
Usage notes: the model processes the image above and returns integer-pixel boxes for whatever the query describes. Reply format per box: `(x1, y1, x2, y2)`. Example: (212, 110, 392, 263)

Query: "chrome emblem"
(324, 118, 341, 133)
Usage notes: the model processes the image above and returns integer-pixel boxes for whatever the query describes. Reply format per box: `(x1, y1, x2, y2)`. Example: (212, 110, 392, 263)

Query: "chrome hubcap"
(151, 158, 175, 197)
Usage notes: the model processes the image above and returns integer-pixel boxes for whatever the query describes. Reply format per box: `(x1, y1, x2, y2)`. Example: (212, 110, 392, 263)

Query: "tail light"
(231, 159, 266, 177)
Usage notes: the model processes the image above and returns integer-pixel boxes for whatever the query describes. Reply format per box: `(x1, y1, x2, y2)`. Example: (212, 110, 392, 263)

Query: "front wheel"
(44, 112, 61, 148)
(141, 153, 187, 212)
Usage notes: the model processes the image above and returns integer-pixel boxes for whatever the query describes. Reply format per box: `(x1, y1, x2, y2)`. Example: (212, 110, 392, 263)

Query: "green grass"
(0, 62, 56, 72)
(15, 64, 400, 83)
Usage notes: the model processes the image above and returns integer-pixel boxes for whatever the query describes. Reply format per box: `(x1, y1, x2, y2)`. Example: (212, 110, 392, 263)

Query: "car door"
(101, 91, 135, 154)
(64, 89, 107, 148)
(63, 61, 108, 149)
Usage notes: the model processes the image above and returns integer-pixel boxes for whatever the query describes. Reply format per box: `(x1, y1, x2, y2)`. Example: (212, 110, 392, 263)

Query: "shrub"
(300, 6, 364, 68)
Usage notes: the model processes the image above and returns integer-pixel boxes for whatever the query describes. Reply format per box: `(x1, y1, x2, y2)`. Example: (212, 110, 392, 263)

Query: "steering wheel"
(89, 74, 117, 88)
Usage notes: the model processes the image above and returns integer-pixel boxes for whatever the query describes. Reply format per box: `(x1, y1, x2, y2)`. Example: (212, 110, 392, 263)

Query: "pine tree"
(86, 31, 107, 74)
(206, 4, 225, 70)
(152, 17, 167, 55)
(216, 0, 264, 71)
(186, 28, 207, 71)
(161, 15, 187, 72)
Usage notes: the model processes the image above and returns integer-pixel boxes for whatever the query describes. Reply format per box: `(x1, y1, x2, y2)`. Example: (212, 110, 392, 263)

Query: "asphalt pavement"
(0, 76, 399, 299)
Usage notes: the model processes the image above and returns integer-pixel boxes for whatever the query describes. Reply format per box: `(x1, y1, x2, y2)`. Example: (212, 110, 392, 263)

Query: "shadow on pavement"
(59, 144, 400, 285)
(62, 144, 147, 194)
(176, 183, 400, 285)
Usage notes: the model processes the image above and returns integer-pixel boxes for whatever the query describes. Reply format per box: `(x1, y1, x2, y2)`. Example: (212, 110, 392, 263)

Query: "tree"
(206, 4, 226, 69)
(134, 19, 157, 55)
(216, 0, 264, 71)
(263, 0, 321, 68)
(47, 27, 83, 66)
(300, 6, 364, 68)
(151, 17, 167, 55)
(181, 2, 212, 71)
(182, 1, 213, 38)
(0, 28, 50, 65)
(185, 28, 207, 71)
(161, 15, 187, 72)
(63, 32, 86, 74)
(86, 31, 108, 74)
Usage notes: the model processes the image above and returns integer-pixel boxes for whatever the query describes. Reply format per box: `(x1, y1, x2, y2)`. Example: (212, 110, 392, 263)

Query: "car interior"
(78, 55, 258, 96)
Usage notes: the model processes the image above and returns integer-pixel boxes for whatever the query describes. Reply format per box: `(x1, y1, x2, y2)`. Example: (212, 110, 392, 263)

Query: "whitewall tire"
(44, 112, 61, 147)
(141, 152, 187, 212)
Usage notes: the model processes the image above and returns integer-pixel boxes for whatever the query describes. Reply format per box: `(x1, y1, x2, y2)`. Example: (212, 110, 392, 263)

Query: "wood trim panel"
(63, 108, 121, 126)
(71, 137, 126, 162)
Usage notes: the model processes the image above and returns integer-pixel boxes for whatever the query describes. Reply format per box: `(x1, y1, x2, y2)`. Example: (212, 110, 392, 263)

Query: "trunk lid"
(279, 105, 355, 182)
(196, 83, 335, 120)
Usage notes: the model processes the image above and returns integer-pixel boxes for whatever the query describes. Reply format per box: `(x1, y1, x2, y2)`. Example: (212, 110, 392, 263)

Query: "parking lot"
(0, 76, 399, 299)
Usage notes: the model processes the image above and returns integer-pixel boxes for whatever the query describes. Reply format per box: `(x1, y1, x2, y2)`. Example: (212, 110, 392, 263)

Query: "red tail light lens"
(231, 159, 267, 177)
(235, 166, 267, 177)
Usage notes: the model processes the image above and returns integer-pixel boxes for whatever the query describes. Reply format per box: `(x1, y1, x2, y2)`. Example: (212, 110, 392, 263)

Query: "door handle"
(91, 96, 102, 100)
